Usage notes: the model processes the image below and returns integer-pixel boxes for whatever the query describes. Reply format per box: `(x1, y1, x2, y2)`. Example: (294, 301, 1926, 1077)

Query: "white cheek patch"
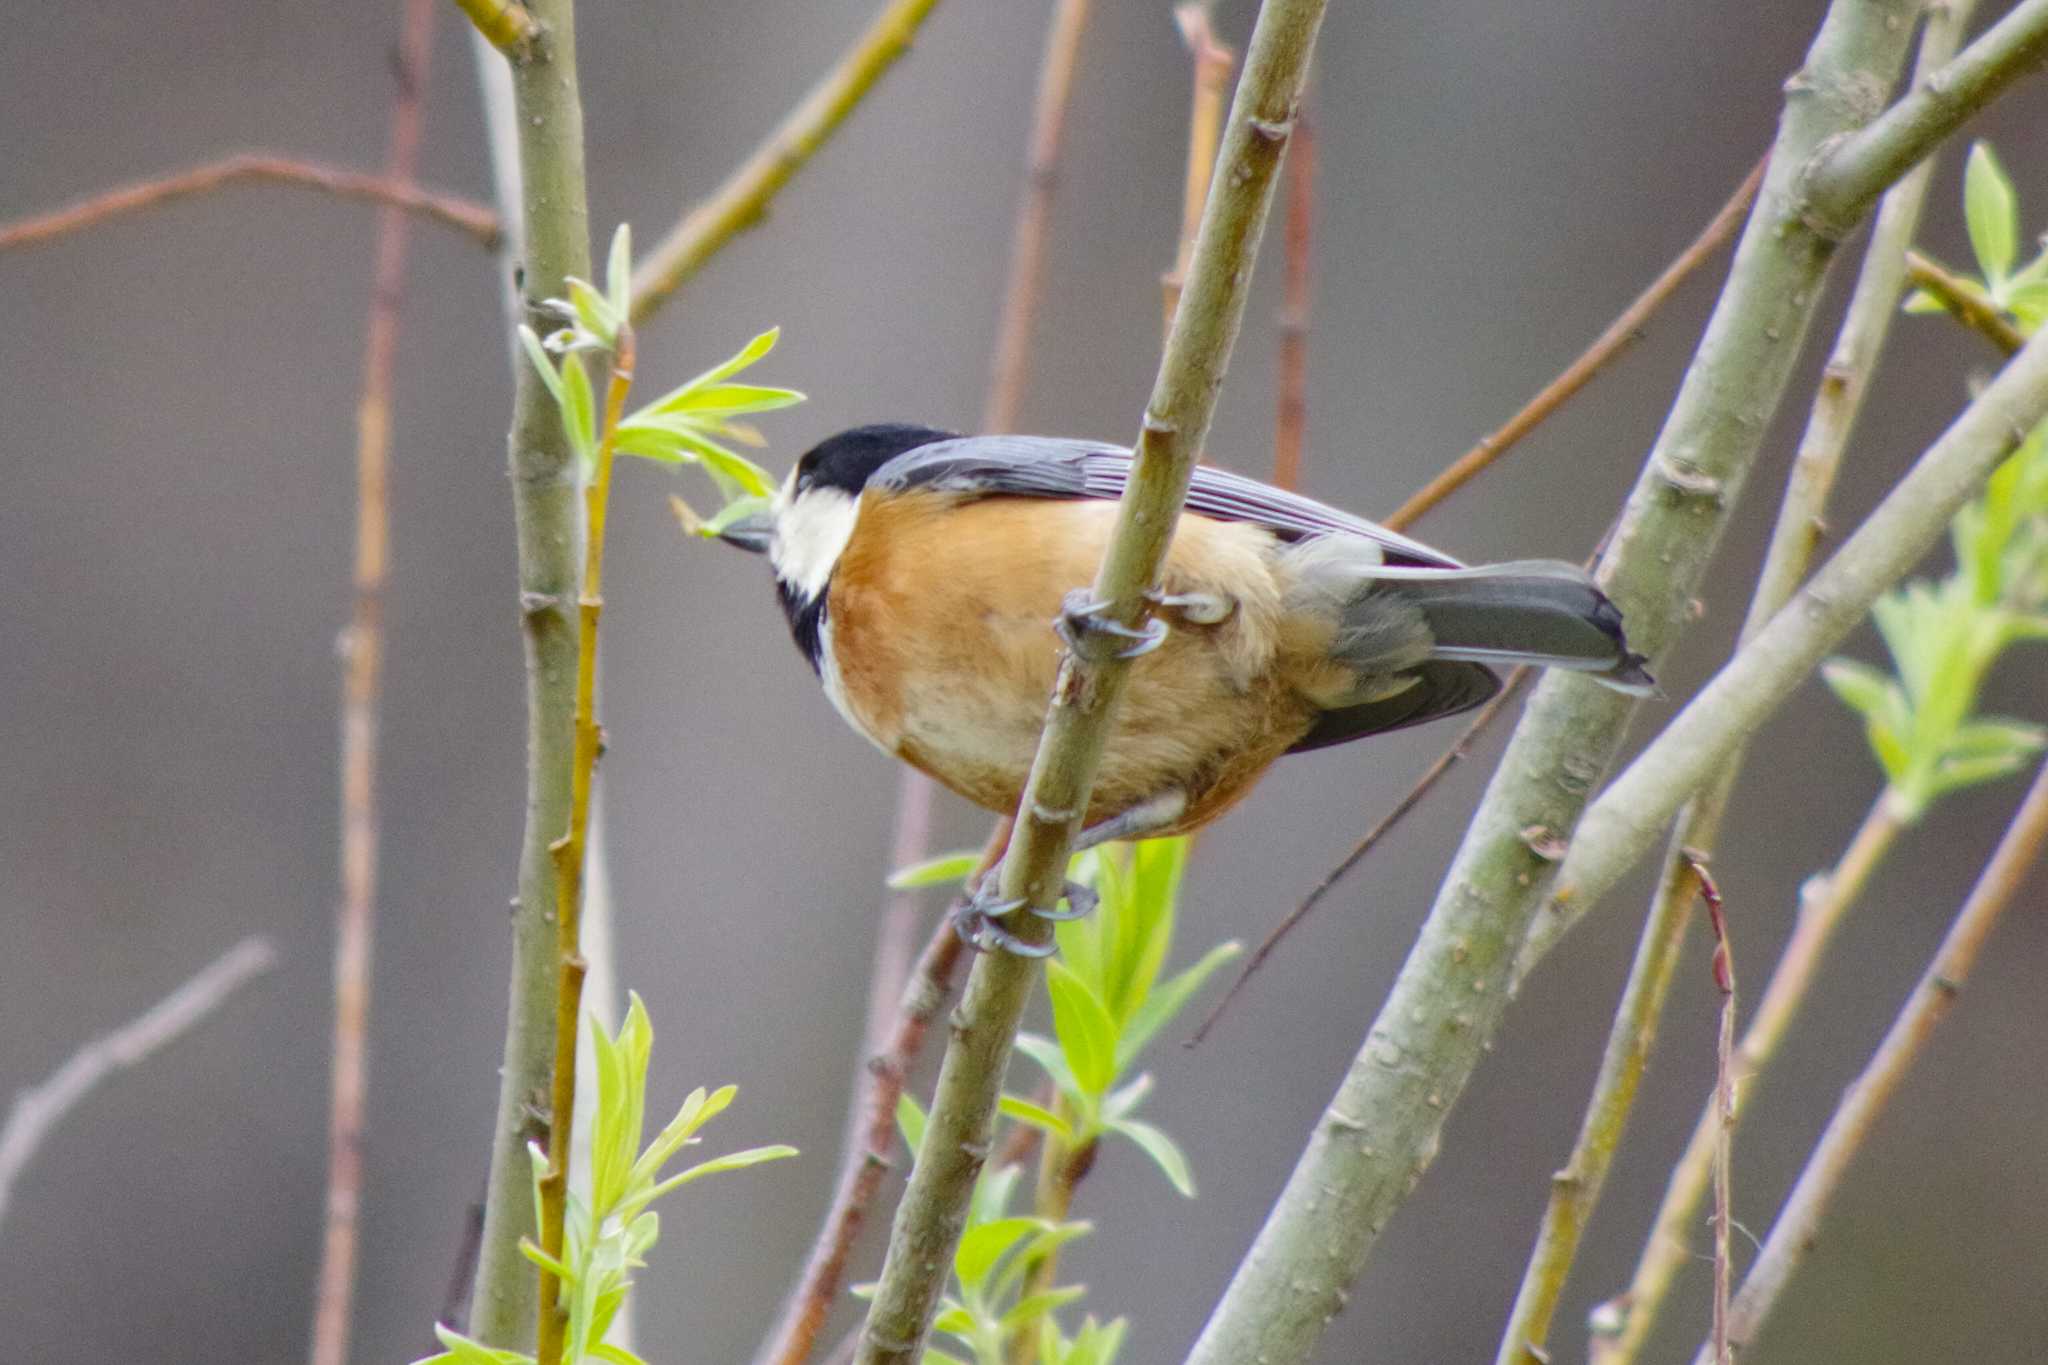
(771, 486, 860, 603)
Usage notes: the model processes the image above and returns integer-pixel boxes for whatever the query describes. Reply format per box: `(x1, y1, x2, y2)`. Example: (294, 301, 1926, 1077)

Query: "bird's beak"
(716, 509, 775, 555)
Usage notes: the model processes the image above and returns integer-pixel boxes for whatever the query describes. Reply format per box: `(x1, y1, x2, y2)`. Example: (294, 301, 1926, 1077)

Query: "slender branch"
(453, 0, 539, 56)
(1184, 8, 1944, 1361)
(984, 0, 1094, 433)
(1694, 755, 2048, 1364)
(1273, 104, 1313, 493)
(1694, 860, 1735, 1365)
(0, 153, 500, 255)
(309, 8, 436, 1365)
(1906, 248, 2027, 355)
(1161, 3, 1235, 334)
(1384, 155, 1764, 533)
(1497, 8, 1969, 1351)
(1007, 1103, 1094, 1365)
(469, 0, 594, 1347)
(855, 1, 1332, 1359)
(629, 0, 944, 325)
(1541, 323, 2048, 963)
(1191, 666, 1532, 1046)
(0, 936, 277, 1230)
(1803, 0, 2048, 238)
(1589, 793, 1905, 1363)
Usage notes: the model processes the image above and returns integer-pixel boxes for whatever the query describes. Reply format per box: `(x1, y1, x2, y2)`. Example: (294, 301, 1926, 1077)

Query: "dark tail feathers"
(1372, 560, 1655, 695)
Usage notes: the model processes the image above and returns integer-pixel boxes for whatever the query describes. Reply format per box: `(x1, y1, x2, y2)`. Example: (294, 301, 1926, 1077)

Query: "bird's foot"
(949, 876, 1099, 956)
(1056, 590, 1168, 662)
(1146, 587, 1235, 625)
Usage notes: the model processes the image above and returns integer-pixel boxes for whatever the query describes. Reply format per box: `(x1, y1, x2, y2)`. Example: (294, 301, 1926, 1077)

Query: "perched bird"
(718, 423, 1650, 953)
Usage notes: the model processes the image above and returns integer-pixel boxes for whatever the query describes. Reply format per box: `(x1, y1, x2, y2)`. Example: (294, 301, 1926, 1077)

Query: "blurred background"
(2, 1, 2043, 1361)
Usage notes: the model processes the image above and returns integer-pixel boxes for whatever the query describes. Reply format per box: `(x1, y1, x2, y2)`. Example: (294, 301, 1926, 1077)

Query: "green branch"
(469, 0, 594, 1348)
(851, 1, 1332, 1361)
(1183, 5, 1935, 1362)
(1492, 7, 1976, 1356)
(629, 0, 944, 324)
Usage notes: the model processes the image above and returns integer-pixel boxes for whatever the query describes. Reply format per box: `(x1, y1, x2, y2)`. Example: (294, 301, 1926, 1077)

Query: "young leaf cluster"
(517, 224, 803, 528)
(872, 1097, 1113, 1365)
(1826, 150, 2048, 820)
(1906, 142, 2048, 331)
(1004, 840, 1240, 1197)
(421, 995, 796, 1365)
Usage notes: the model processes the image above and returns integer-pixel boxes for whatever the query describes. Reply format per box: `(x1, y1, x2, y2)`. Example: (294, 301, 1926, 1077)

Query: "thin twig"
(1696, 756, 2048, 1364)
(535, 326, 636, 1365)
(1689, 855, 1735, 1365)
(469, 0, 595, 1343)
(0, 153, 500, 255)
(453, 0, 540, 56)
(855, 0, 1333, 1357)
(1500, 8, 1970, 1352)
(629, 0, 945, 325)
(1190, 666, 1531, 1047)
(1905, 248, 2027, 356)
(984, 0, 1094, 434)
(0, 937, 277, 1230)
(1383, 155, 1764, 534)
(1272, 104, 1313, 492)
(309, 8, 436, 1365)
(1007, 1104, 1095, 1365)
(1588, 793, 1905, 1363)
(1160, 4, 1235, 337)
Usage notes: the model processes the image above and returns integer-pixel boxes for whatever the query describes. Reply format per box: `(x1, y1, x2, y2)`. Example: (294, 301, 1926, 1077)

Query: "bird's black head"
(791, 423, 958, 496)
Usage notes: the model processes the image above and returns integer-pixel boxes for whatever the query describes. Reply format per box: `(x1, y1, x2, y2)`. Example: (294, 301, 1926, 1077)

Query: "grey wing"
(871, 434, 1462, 569)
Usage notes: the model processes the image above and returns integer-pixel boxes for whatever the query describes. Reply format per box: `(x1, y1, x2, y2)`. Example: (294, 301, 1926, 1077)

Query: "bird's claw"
(949, 876, 1100, 955)
(1056, 591, 1169, 661)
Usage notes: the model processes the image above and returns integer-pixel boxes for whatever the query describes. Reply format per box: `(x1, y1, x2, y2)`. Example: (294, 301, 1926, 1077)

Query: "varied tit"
(718, 423, 1651, 955)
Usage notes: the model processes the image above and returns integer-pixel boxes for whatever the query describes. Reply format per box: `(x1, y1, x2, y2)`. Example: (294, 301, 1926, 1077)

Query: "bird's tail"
(1368, 559, 1655, 694)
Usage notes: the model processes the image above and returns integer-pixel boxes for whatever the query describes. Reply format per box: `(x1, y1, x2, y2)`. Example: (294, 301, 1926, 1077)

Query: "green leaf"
(518, 325, 565, 407)
(954, 1217, 1042, 1291)
(606, 223, 633, 322)
(930, 1305, 979, 1336)
(1929, 751, 2033, 796)
(1947, 718, 2047, 759)
(1820, 659, 1896, 720)
(568, 275, 620, 348)
(590, 1345, 650, 1365)
(2006, 279, 2048, 329)
(1101, 1072, 1153, 1124)
(629, 1144, 798, 1214)
(1901, 287, 1949, 315)
(627, 1083, 738, 1194)
(640, 327, 783, 411)
(887, 849, 984, 890)
(1111, 1117, 1196, 1197)
(1966, 141, 2019, 287)
(560, 355, 597, 465)
(1043, 959, 1119, 1098)
(998, 1093, 1073, 1140)
(517, 1238, 573, 1282)
(897, 1092, 927, 1157)
(924, 1348, 972, 1365)
(695, 495, 774, 538)
(1013, 1032, 1076, 1097)
(421, 1323, 534, 1365)
(968, 1163, 1022, 1229)
(1000, 1286, 1088, 1331)
(1115, 940, 1241, 1071)
(654, 382, 807, 416)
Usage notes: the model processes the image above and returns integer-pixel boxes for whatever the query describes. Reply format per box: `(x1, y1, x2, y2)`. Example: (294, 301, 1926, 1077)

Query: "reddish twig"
(1699, 758, 2048, 1364)
(1905, 249, 2027, 356)
(0, 937, 278, 1229)
(310, 9, 437, 1365)
(1189, 666, 1532, 1045)
(1382, 154, 1766, 534)
(1685, 852, 1735, 1365)
(1161, 3, 1235, 335)
(754, 922, 968, 1365)
(1273, 105, 1314, 492)
(983, 0, 1094, 433)
(0, 152, 499, 255)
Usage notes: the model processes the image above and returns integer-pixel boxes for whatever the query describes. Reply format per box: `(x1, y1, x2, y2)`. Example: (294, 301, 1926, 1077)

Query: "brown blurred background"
(2, 2, 2043, 1361)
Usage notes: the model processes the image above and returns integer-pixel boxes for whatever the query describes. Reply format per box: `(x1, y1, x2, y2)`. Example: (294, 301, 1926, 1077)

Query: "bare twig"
(309, 8, 436, 1365)
(1161, 3, 1235, 335)
(1695, 756, 2048, 1363)
(1383, 155, 1764, 534)
(629, 0, 945, 325)
(1190, 666, 1532, 1046)
(0, 153, 500, 255)
(1905, 249, 2027, 356)
(1690, 855, 1735, 1365)
(453, 0, 539, 56)
(0, 937, 277, 1230)
(1273, 104, 1313, 492)
(984, 0, 1094, 433)
(856, 0, 1333, 1356)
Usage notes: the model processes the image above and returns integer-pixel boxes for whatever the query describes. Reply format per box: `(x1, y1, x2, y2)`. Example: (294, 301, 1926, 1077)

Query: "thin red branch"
(310, 10, 438, 1365)
(1383, 154, 1766, 534)
(1685, 852, 1735, 1365)
(0, 153, 499, 255)
(1161, 4, 1235, 335)
(1273, 106, 1314, 492)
